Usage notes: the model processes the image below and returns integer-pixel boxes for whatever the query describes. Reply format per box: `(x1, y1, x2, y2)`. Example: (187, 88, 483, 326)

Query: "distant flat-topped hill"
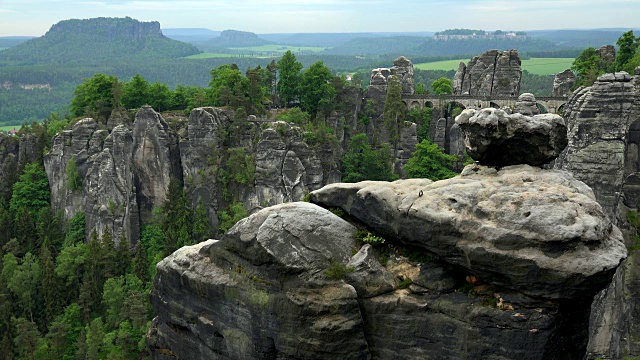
(0, 17, 200, 64)
(204, 29, 271, 48)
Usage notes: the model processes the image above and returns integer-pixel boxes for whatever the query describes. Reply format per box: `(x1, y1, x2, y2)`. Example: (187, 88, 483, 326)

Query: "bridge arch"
(489, 101, 501, 109)
(536, 103, 548, 114)
(410, 101, 421, 110)
(557, 103, 567, 116)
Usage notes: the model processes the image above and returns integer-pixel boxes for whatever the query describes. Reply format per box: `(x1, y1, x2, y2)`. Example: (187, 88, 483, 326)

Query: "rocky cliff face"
(362, 56, 419, 175)
(554, 69, 640, 359)
(147, 165, 625, 359)
(453, 49, 521, 97)
(45, 106, 344, 244)
(147, 104, 626, 359)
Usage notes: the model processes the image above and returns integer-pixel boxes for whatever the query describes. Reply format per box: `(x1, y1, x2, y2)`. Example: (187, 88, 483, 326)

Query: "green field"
(415, 58, 575, 75)
(185, 53, 240, 59)
(229, 45, 327, 53)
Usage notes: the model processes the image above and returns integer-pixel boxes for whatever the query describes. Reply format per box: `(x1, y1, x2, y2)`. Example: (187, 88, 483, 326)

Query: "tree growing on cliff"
(383, 76, 405, 145)
(342, 133, 396, 183)
(571, 47, 613, 88)
(209, 64, 249, 108)
(277, 50, 302, 106)
(615, 30, 639, 72)
(404, 140, 458, 181)
(299, 61, 335, 117)
(70, 73, 120, 119)
(121, 74, 150, 109)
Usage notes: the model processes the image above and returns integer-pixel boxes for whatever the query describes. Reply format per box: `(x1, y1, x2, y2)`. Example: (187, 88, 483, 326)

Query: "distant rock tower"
(366, 56, 415, 99)
(453, 49, 522, 97)
(552, 69, 576, 97)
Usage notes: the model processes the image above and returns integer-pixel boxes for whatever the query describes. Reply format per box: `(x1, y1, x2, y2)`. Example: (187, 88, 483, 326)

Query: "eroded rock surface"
(456, 108, 568, 166)
(513, 93, 540, 116)
(148, 165, 625, 359)
(311, 165, 626, 300)
(552, 69, 576, 98)
(453, 49, 521, 97)
(553, 69, 640, 359)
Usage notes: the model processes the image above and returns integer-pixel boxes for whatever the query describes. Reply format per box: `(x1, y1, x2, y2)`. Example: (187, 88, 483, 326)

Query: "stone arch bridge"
(403, 95, 568, 115)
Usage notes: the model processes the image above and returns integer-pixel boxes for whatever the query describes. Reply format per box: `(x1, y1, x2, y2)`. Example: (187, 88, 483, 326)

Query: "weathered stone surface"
(454, 50, 521, 97)
(391, 56, 415, 95)
(179, 107, 232, 229)
(554, 71, 637, 221)
(393, 121, 418, 177)
(44, 118, 102, 220)
(148, 203, 371, 359)
(346, 244, 398, 298)
(553, 70, 640, 359)
(597, 45, 616, 64)
(149, 168, 625, 359)
(311, 165, 626, 300)
(456, 108, 568, 166)
(132, 106, 178, 225)
(513, 93, 540, 116)
(85, 125, 140, 243)
(452, 62, 466, 93)
(552, 69, 576, 97)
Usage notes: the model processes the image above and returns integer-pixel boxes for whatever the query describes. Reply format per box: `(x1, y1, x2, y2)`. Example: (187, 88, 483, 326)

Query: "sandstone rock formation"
(45, 106, 343, 243)
(597, 45, 616, 65)
(148, 165, 626, 359)
(552, 69, 576, 97)
(456, 108, 567, 166)
(453, 49, 521, 97)
(554, 72, 637, 221)
(366, 56, 415, 98)
(513, 93, 541, 116)
(554, 69, 640, 359)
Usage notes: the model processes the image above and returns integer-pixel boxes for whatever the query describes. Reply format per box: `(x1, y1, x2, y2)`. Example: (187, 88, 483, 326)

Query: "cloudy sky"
(1, 0, 638, 36)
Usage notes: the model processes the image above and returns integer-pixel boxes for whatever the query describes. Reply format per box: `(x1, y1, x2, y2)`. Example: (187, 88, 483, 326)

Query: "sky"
(0, 0, 639, 37)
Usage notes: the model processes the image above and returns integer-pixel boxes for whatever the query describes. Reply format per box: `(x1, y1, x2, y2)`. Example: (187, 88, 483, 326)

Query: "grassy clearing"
(185, 53, 240, 59)
(414, 58, 575, 75)
(229, 45, 327, 53)
(521, 58, 575, 75)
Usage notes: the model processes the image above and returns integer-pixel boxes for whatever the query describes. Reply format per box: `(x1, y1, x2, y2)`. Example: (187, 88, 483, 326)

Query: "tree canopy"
(404, 140, 458, 181)
(431, 77, 453, 95)
(342, 133, 396, 183)
(277, 50, 303, 106)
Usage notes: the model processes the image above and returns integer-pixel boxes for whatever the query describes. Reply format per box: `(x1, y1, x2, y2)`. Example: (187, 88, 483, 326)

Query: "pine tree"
(132, 244, 149, 284)
(39, 245, 59, 327)
(115, 234, 131, 278)
(161, 179, 192, 254)
(192, 198, 210, 243)
(383, 76, 405, 146)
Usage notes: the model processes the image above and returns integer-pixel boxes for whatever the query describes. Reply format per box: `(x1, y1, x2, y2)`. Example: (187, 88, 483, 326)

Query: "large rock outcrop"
(554, 72, 638, 222)
(456, 108, 567, 166)
(554, 69, 640, 359)
(148, 163, 625, 359)
(453, 50, 521, 97)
